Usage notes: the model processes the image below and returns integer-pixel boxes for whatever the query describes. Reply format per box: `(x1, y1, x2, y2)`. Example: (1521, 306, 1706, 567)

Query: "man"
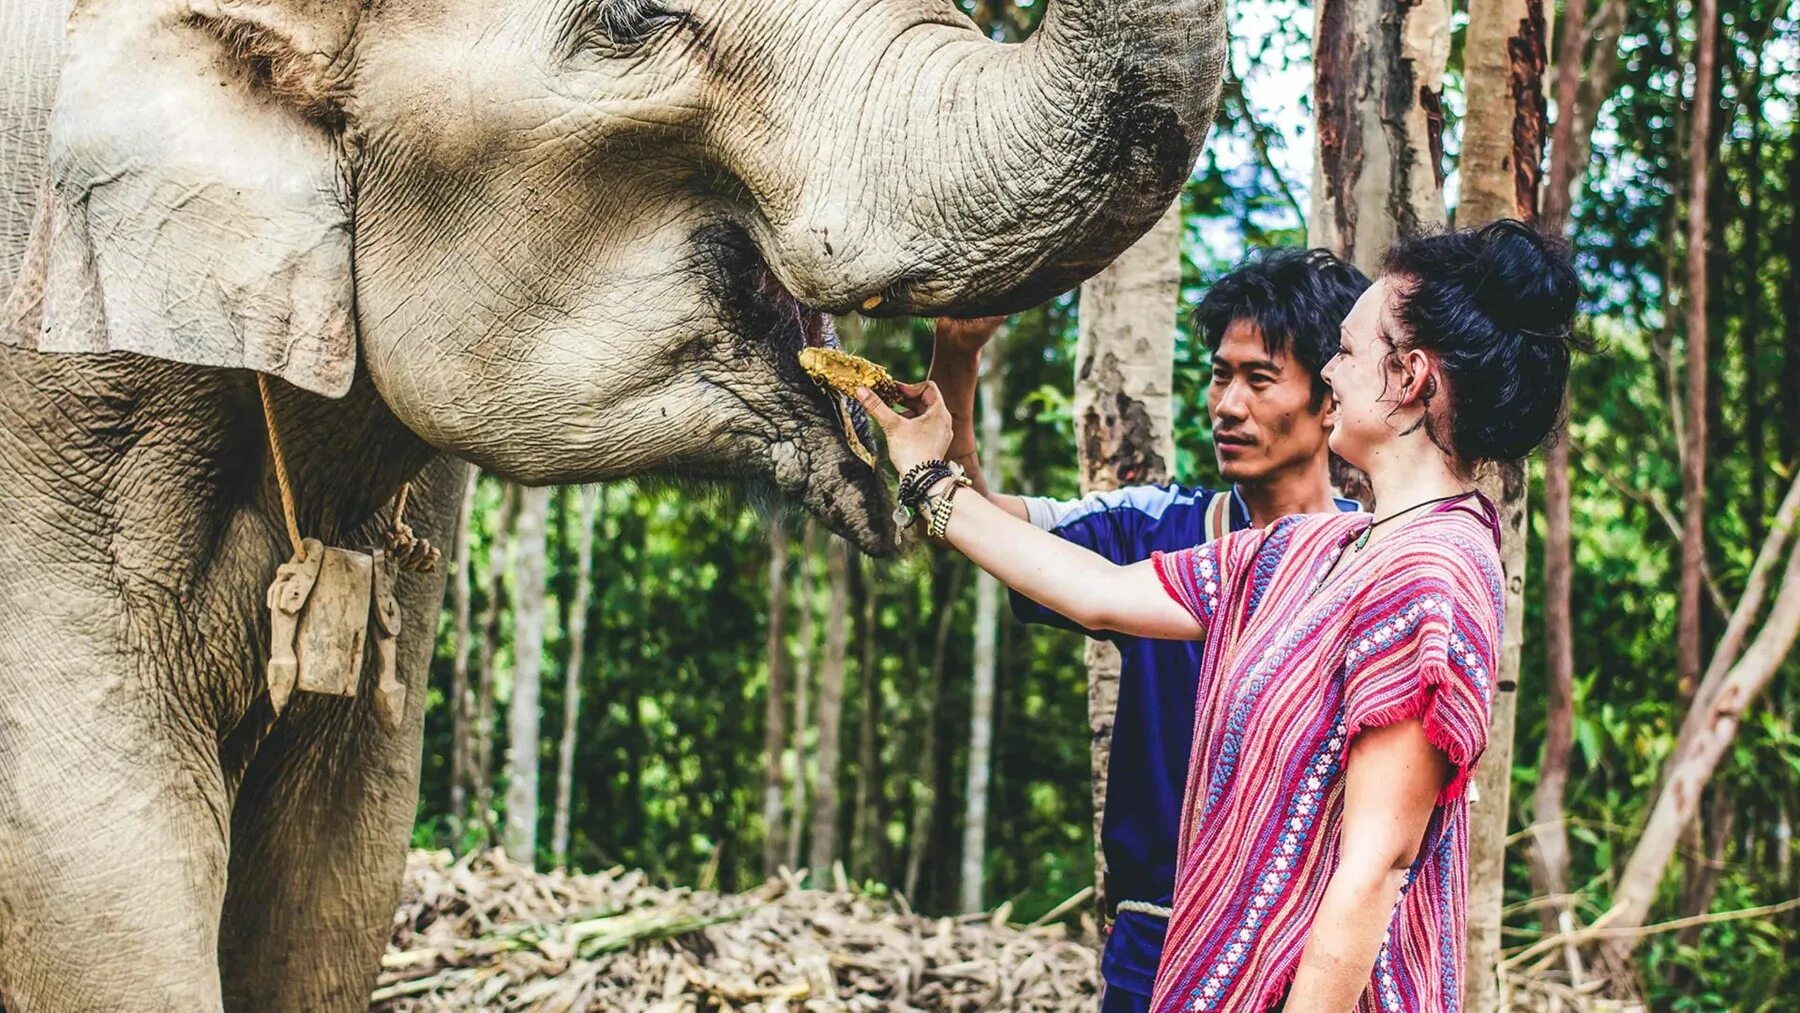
(928, 248, 1370, 1012)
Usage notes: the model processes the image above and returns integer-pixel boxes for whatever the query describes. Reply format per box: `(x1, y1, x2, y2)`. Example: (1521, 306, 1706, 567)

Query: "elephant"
(0, 0, 1224, 1008)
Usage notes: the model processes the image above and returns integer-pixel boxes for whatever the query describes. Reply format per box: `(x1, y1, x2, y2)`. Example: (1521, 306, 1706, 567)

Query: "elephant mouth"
(720, 239, 894, 555)
(749, 264, 884, 473)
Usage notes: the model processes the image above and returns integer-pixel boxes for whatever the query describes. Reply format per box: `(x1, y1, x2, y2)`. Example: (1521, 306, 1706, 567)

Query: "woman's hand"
(858, 378, 1201, 642)
(855, 381, 953, 477)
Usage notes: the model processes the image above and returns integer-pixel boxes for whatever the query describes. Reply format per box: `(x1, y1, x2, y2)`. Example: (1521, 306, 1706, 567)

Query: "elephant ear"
(3, 0, 360, 398)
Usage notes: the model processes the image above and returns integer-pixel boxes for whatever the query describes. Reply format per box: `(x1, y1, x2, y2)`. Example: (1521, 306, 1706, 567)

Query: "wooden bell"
(266, 539, 373, 712)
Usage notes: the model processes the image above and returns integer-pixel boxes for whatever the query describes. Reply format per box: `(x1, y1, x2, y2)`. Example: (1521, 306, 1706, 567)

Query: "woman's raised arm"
(856, 383, 1203, 642)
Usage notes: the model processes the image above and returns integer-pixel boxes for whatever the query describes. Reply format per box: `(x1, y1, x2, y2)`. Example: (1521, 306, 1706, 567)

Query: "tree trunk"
(761, 517, 792, 876)
(474, 483, 520, 847)
(1459, 0, 1548, 1003)
(786, 522, 821, 872)
(503, 485, 550, 868)
(905, 558, 968, 904)
(1785, 97, 1800, 468)
(550, 485, 602, 871)
(448, 469, 480, 850)
(1468, 466, 1529, 1013)
(1741, 48, 1765, 541)
(1675, 0, 1718, 703)
(1458, 0, 1546, 228)
(1074, 200, 1181, 919)
(851, 554, 884, 879)
(1540, 0, 1586, 233)
(959, 341, 1007, 913)
(1537, 428, 1578, 925)
(1531, 0, 1627, 958)
(1309, 0, 1451, 502)
(808, 535, 850, 877)
(1309, 0, 1451, 276)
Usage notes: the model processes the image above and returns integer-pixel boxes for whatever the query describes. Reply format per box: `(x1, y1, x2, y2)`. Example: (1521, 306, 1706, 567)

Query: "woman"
(857, 220, 1580, 1012)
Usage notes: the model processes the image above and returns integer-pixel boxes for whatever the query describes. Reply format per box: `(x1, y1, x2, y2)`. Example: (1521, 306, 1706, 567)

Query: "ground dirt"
(377, 850, 1101, 1011)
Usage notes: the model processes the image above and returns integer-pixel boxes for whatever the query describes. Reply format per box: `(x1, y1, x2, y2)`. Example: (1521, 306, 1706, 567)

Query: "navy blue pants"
(1100, 983, 1152, 1013)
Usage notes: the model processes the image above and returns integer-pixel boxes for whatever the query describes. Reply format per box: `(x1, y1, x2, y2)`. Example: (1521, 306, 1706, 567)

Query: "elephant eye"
(565, 0, 691, 56)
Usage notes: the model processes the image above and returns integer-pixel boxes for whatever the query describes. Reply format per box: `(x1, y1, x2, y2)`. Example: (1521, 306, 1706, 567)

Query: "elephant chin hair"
(622, 465, 896, 557)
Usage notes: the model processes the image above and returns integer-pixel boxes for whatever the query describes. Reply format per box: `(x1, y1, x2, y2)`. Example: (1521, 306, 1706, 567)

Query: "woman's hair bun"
(1470, 219, 1579, 346)
(1381, 219, 1587, 464)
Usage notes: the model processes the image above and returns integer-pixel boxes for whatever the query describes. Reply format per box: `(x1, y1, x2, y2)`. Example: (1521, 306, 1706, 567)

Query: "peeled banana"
(798, 347, 903, 404)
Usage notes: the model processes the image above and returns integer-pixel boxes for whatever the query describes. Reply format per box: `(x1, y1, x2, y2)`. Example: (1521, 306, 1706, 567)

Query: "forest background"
(408, 0, 1800, 1007)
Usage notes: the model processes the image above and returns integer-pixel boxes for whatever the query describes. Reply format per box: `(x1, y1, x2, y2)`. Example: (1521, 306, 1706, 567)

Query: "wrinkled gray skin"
(0, 0, 1223, 1008)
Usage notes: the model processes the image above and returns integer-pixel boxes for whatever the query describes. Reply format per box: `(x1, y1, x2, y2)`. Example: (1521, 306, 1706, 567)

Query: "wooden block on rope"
(291, 544, 374, 698)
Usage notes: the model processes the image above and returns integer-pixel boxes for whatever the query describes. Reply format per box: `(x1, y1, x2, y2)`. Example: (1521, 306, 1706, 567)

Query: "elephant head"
(8, 0, 1224, 552)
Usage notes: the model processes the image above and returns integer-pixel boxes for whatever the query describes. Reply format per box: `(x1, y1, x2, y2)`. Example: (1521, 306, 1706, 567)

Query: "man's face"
(1207, 319, 1336, 485)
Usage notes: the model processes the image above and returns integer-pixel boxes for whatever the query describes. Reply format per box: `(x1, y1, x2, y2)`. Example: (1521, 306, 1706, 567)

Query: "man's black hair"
(1193, 247, 1372, 408)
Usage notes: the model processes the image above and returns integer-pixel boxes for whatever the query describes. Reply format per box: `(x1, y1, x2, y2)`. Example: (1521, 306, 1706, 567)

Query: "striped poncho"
(1146, 500, 1503, 1012)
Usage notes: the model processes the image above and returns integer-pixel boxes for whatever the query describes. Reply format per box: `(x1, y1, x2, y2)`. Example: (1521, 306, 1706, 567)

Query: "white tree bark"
(959, 341, 1006, 913)
(807, 535, 850, 877)
(1074, 199, 1181, 918)
(761, 517, 792, 876)
(448, 469, 479, 848)
(1310, 0, 1452, 277)
(503, 485, 550, 867)
(550, 485, 602, 870)
(474, 483, 520, 845)
(785, 522, 820, 872)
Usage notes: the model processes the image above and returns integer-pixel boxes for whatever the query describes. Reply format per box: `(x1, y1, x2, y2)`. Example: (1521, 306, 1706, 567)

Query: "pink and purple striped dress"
(1146, 499, 1503, 1012)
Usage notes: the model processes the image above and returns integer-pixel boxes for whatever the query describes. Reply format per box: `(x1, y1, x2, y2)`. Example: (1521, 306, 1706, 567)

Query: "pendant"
(893, 503, 914, 530)
(1355, 524, 1373, 551)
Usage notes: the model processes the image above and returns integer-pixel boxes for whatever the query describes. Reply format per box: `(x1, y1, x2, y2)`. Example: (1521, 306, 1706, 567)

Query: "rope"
(257, 374, 434, 572)
(256, 374, 305, 560)
(1115, 900, 1173, 919)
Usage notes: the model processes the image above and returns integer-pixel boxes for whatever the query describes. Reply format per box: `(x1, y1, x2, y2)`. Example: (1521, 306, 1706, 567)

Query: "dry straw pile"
(377, 850, 1100, 1011)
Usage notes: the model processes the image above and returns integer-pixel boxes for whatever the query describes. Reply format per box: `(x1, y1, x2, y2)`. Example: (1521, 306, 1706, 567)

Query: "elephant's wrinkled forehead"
(351, 0, 710, 149)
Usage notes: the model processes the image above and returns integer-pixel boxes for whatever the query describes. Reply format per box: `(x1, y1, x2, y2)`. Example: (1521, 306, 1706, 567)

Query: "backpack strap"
(1202, 488, 1234, 543)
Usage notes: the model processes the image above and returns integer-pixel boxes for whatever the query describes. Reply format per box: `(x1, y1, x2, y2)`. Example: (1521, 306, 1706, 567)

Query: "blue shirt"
(1010, 484, 1361, 999)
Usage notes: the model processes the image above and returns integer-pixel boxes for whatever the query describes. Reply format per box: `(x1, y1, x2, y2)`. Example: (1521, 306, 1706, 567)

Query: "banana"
(798, 347, 903, 404)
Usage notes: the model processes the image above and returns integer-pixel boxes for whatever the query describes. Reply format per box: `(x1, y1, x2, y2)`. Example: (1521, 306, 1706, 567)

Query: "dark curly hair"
(1195, 248, 1372, 409)
(1381, 219, 1585, 464)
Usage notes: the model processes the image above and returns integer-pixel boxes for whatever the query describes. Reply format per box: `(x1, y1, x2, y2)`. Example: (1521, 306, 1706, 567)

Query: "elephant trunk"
(779, 0, 1226, 316)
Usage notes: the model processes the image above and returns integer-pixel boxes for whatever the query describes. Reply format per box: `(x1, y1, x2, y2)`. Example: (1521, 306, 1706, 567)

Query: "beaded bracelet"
(897, 460, 946, 502)
(899, 461, 955, 505)
(894, 460, 966, 529)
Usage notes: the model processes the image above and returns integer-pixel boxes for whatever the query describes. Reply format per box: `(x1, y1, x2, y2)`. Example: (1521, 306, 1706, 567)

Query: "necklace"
(1354, 491, 1476, 551)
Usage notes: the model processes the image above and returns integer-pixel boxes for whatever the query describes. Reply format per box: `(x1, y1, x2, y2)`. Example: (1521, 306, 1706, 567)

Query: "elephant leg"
(218, 633, 436, 1009)
(218, 461, 458, 1013)
(0, 698, 230, 1012)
